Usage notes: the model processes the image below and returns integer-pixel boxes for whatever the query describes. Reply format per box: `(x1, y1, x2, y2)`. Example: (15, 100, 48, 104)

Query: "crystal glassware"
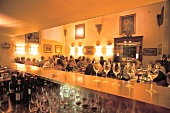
(103, 61, 111, 83)
(112, 62, 121, 86)
(93, 61, 101, 82)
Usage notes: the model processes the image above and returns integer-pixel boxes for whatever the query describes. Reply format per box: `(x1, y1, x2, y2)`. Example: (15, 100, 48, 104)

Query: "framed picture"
(120, 14, 136, 35)
(83, 46, 94, 55)
(75, 24, 85, 39)
(143, 48, 157, 56)
(44, 44, 52, 53)
(55, 45, 62, 53)
(25, 32, 40, 44)
(158, 44, 162, 54)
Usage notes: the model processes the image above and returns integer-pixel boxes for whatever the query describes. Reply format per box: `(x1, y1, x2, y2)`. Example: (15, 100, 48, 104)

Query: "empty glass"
(93, 61, 101, 82)
(103, 61, 111, 83)
(112, 62, 121, 86)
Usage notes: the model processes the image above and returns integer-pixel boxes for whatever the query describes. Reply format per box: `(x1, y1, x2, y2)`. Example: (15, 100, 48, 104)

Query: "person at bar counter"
(99, 56, 106, 67)
(24, 58, 34, 65)
(38, 56, 46, 67)
(43, 58, 54, 68)
(65, 59, 76, 72)
(122, 58, 141, 80)
(84, 57, 103, 76)
(153, 60, 168, 86)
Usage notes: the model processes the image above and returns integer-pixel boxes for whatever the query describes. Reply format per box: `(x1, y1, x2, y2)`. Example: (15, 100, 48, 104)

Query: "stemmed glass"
(93, 61, 101, 82)
(146, 64, 158, 94)
(112, 62, 121, 86)
(125, 63, 135, 88)
(103, 61, 111, 83)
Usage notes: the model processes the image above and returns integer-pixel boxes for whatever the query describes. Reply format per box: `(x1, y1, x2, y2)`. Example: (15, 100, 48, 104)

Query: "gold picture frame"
(55, 45, 62, 53)
(83, 46, 94, 55)
(44, 44, 52, 53)
(120, 14, 136, 35)
(25, 32, 40, 44)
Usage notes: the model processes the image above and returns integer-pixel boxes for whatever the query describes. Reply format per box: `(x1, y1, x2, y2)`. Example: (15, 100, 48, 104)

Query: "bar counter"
(1, 63, 170, 112)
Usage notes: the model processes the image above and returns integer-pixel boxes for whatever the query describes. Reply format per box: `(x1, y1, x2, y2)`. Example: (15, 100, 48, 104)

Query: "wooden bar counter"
(2, 63, 170, 113)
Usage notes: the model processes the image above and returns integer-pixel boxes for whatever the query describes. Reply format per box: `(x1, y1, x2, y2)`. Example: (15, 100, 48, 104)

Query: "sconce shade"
(107, 40, 112, 45)
(95, 24, 102, 34)
(78, 42, 82, 47)
(71, 43, 75, 47)
(96, 41, 100, 46)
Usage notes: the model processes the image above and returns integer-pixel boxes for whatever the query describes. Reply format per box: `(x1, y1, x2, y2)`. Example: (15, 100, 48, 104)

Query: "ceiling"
(0, 0, 166, 36)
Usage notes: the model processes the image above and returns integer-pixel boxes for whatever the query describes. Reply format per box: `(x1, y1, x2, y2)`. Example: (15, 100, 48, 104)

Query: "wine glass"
(125, 63, 135, 88)
(93, 61, 101, 82)
(146, 64, 158, 94)
(29, 102, 39, 113)
(103, 61, 111, 83)
(112, 62, 121, 86)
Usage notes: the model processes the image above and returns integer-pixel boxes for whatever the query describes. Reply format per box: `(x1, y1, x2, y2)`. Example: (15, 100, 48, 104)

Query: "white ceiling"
(0, 0, 166, 36)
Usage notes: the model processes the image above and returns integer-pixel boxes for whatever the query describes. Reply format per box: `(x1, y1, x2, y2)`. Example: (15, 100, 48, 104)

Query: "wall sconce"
(29, 46, 38, 54)
(15, 45, 25, 54)
(78, 42, 82, 47)
(106, 45, 113, 56)
(70, 47, 75, 55)
(75, 24, 85, 39)
(96, 41, 100, 46)
(95, 46, 102, 56)
(71, 43, 75, 47)
(107, 40, 112, 45)
(78, 46, 83, 56)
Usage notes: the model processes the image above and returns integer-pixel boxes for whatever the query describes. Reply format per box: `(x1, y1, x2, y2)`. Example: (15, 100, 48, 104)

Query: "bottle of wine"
(15, 80, 21, 103)
(2, 83, 8, 103)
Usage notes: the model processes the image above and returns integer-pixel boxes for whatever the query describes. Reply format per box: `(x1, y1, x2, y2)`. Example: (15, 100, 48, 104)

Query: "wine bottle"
(15, 80, 21, 103)
(2, 84, 8, 103)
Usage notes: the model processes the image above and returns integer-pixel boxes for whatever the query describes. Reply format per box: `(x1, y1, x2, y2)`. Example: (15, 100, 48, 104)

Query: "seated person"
(84, 58, 103, 76)
(84, 58, 95, 75)
(65, 59, 76, 72)
(122, 59, 141, 80)
(155, 60, 166, 74)
(18, 57, 25, 64)
(56, 58, 65, 70)
(43, 58, 54, 68)
(25, 58, 34, 65)
(76, 57, 87, 71)
(14, 57, 21, 63)
(39, 56, 46, 67)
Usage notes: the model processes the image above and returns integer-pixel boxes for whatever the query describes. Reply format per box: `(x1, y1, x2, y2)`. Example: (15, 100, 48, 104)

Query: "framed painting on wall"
(55, 45, 62, 53)
(143, 48, 157, 56)
(83, 46, 94, 55)
(25, 32, 40, 44)
(75, 24, 85, 39)
(120, 14, 136, 35)
(44, 44, 52, 53)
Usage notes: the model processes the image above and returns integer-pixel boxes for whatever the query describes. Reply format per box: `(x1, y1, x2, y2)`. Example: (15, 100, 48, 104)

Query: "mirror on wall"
(114, 36, 143, 63)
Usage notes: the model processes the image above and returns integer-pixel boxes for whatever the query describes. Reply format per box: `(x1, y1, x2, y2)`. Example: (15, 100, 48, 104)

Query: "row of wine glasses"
(29, 84, 104, 113)
(93, 61, 121, 86)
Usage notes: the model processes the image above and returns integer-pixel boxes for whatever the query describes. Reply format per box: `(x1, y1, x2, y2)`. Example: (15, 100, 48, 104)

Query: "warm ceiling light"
(0, 13, 22, 27)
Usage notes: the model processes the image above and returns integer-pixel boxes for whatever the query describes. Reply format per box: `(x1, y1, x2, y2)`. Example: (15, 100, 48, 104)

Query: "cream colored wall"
(64, 2, 169, 64)
(0, 32, 64, 65)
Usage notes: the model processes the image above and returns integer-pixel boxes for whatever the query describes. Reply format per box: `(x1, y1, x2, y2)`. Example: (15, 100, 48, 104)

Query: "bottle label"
(16, 93, 20, 101)
(28, 88, 31, 95)
(9, 89, 14, 93)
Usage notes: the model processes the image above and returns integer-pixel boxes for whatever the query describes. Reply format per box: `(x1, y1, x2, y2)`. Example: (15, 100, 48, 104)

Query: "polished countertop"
(2, 63, 170, 109)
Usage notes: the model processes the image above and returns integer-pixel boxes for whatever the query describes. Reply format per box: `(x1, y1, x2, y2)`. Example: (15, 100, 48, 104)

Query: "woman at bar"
(43, 58, 54, 68)
(65, 59, 76, 72)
